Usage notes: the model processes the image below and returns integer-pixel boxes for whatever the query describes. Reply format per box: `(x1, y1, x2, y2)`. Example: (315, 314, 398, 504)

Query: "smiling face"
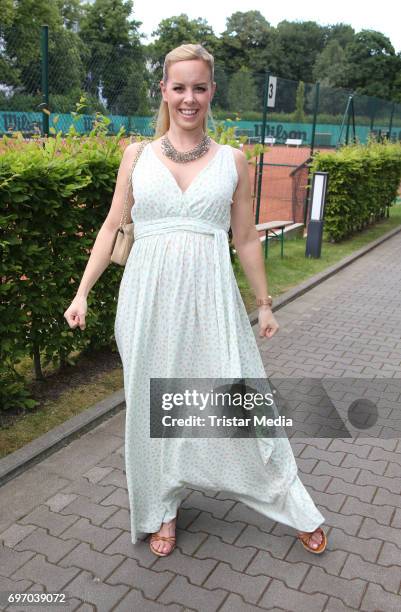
(160, 59, 216, 132)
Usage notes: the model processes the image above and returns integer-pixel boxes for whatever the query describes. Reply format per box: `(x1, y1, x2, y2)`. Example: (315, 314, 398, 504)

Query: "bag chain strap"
(119, 140, 149, 229)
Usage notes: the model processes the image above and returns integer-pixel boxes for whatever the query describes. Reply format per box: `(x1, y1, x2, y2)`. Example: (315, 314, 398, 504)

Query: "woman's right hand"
(64, 296, 88, 330)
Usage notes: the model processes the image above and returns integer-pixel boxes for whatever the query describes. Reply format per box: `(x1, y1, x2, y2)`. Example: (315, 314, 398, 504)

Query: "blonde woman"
(64, 44, 327, 557)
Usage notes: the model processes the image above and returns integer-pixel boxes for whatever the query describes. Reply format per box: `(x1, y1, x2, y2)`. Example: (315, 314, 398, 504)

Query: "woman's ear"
(160, 80, 167, 103)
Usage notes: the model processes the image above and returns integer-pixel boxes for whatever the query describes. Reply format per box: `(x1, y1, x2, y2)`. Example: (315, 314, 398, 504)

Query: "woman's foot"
(149, 516, 177, 557)
(297, 526, 327, 554)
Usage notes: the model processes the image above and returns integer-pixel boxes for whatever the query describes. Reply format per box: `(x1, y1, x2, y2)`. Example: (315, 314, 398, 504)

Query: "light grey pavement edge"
(0, 228, 401, 611)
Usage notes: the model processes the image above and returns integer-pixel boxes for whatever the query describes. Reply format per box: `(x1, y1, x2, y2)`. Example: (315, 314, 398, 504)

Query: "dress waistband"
(133, 216, 228, 240)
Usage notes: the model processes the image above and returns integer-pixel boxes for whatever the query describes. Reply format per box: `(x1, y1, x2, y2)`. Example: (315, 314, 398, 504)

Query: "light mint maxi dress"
(114, 141, 325, 544)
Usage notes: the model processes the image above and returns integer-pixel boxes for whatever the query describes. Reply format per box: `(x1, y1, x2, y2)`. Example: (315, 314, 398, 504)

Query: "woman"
(64, 43, 327, 558)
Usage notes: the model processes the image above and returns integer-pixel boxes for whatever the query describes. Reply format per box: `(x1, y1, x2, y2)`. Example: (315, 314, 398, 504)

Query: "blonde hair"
(153, 43, 215, 138)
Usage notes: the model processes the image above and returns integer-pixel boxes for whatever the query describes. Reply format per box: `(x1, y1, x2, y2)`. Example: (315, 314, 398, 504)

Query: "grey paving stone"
(299, 472, 332, 491)
(301, 565, 367, 608)
(107, 557, 175, 598)
(174, 527, 209, 556)
(113, 588, 182, 611)
(152, 547, 218, 585)
(0, 524, 37, 548)
(358, 517, 401, 548)
(97, 452, 125, 471)
(95, 468, 127, 489)
(300, 446, 346, 466)
(285, 542, 348, 575)
(59, 496, 119, 526)
(0, 466, 71, 534)
(377, 541, 401, 567)
(83, 466, 114, 484)
(341, 497, 394, 525)
(235, 525, 294, 559)
(341, 454, 388, 475)
(218, 592, 272, 611)
(60, 517, 121, 552)
(360, 582, 401, 612)
(223, 502, 276, 532)
(203, 560, 269, 604)
(259, 578, 328, 611)
(12, 553, 80, 591)
(340, 552, 401, 593)
(323, 595, 359, 611)
(102, 508, 130, 531)
(58, 541, 125, 581)
(62, 480, 116, 503)
(306, 506, 363, 535)
(326, 527, 383, 563)
(103, 530, 156, 567)
(18, 506, 79, 536)
(326, 478, 376, 503)
(0, 581, 27, 600)
(45, 493, 79, 512)
(157, 574, 228, 610)
(187, 511, 246, 544)
(60, 569, 129, 611)
(246, 548, 309, 589)
(0, 545, 35, 577)
(311, 460, 360, 483)
(182, 490, 235, 519)
(14, 527, 80, 562)
(99, 487, 130, 510)
(194, 534, 256, 571)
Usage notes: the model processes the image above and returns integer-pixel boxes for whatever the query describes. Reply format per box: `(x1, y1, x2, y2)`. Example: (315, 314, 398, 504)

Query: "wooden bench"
(255, 220, 294, 259)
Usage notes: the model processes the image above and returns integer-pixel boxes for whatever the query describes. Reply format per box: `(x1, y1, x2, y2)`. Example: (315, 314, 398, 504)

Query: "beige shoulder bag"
(110, 139, 150, 266)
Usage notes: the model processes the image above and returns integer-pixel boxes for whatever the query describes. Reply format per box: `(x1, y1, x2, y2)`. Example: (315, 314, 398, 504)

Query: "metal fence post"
(255, 70, 270, 224)
(310, 81, 320, 157)
(40, 25, 49, 137)
(389, 102, 395, 139)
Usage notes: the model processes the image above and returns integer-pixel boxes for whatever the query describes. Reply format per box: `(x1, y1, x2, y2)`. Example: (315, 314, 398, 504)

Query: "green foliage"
(0, 98, 131, 411)
(227, 67, 259, 113)
(310, 140, 401, 242)
(293, 81, 306, 123)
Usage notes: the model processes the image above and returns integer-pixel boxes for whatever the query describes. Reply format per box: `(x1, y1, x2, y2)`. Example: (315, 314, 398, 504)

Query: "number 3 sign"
(267, 76, 277, 108)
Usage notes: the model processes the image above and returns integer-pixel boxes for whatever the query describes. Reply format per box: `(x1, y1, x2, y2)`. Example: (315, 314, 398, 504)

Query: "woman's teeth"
(179, 109, 198, 115)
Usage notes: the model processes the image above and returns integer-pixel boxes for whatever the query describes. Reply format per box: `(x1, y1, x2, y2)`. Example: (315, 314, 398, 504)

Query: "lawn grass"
(235, 205, 401, 312)
(1, 204, 400, 459)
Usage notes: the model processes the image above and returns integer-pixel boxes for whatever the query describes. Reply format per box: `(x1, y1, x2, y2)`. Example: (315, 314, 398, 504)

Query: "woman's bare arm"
(229, 148, 271, 303)
(74, 142, 141, 299)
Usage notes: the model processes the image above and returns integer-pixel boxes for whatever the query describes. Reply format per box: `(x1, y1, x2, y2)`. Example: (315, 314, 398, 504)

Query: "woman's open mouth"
(178, 109, 199, 118)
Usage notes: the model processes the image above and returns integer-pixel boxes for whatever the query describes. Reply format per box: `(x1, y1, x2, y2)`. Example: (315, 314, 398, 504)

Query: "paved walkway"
(1, 232, 401, 611)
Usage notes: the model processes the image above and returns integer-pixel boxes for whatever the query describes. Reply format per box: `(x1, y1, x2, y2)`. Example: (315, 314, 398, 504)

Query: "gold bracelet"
(256, 296, 273, 307)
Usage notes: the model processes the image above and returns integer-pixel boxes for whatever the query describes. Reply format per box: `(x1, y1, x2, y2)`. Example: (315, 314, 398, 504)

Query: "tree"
(78, 0, 148, 114)
(293, 81, 305, 122)
(312, 39, 346, 86)
(217, 11, 271, 74)
(264, 20, 327, 82)
(227, 66, 258, 113)
(338, 30, 400, 100)
(147, 14, 218, 86)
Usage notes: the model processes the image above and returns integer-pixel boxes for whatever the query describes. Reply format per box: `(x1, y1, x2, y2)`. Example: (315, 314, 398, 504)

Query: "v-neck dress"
(114, 141, 325, 544)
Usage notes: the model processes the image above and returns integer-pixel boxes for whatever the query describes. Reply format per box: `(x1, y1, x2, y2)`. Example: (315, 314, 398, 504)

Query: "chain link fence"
(2, 26, 401, 227)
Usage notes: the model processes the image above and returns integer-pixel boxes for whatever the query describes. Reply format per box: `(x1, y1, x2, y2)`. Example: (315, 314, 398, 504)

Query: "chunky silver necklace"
(161, 132, 212, 163)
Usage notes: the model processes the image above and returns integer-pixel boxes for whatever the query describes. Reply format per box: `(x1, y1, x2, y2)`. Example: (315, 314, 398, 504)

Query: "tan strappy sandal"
(297, 526, 327, 554)
(149, 511, 178, 557)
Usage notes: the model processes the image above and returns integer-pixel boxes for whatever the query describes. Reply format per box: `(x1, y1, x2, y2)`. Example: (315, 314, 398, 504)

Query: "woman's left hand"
(258, 307, 279, 338)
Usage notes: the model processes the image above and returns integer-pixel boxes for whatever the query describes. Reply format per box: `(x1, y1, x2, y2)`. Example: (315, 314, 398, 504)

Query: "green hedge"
(0, 130, 131, 412)
(310, 141, 401, 242)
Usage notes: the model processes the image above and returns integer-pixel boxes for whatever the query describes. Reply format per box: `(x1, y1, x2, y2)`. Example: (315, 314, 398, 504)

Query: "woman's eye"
(173, 87, 206, 92)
